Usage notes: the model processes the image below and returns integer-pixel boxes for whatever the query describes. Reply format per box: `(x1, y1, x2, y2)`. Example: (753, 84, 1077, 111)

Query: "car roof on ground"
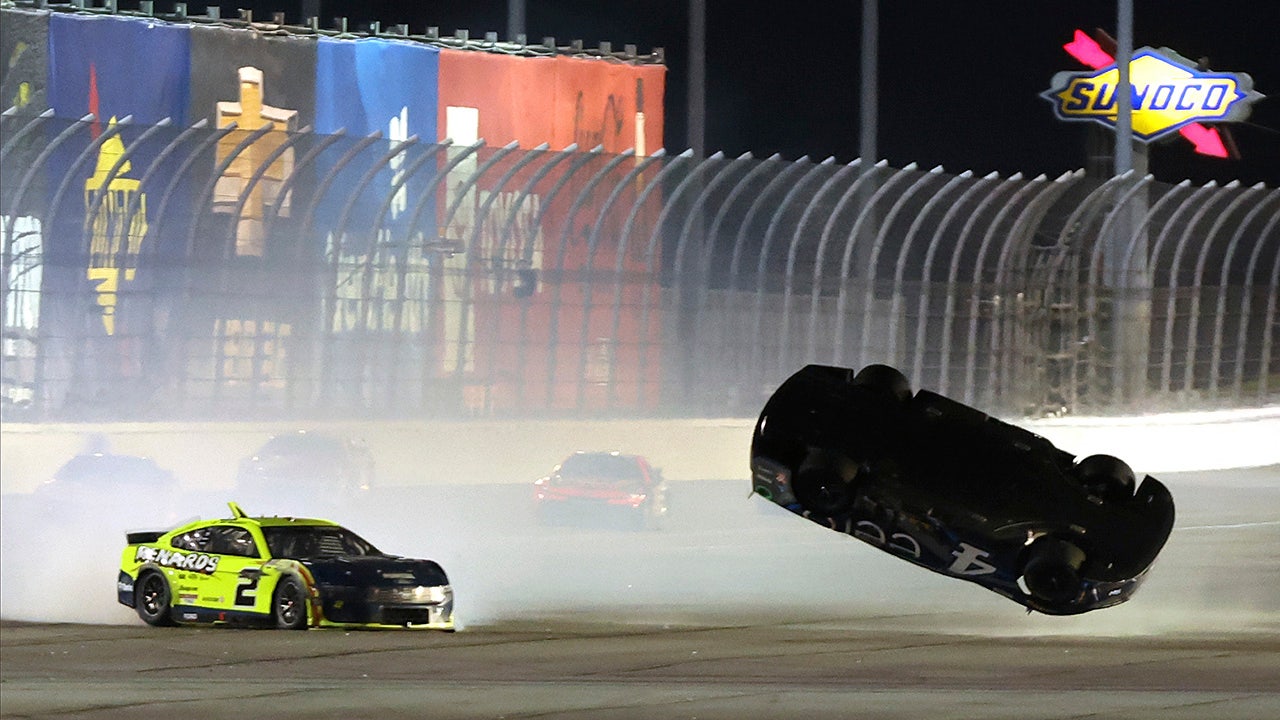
(566, 451, 642, 460)
(260, 431, 346, 450)
(54, 453, 173, 482)
(558, 452, 649, 476)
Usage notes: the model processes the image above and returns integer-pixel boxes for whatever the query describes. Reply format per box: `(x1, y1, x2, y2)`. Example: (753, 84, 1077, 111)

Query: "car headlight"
(369, 585, 452, 604)
(426, 585, 452, 604)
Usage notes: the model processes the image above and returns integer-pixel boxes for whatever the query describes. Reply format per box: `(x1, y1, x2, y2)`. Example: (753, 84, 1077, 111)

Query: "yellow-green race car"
(117, 502, 454, 630)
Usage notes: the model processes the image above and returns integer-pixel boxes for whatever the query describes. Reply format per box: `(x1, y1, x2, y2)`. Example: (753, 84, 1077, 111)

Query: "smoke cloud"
(2, 427, 1277, 636)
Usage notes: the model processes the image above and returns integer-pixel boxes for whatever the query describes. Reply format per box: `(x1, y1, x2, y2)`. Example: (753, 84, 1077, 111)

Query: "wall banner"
(1, 8, 49, 113)
(48, 13, 190, 126)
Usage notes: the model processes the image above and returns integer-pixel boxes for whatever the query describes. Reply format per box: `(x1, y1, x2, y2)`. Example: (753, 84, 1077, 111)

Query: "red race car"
(534, 452, 668, 530)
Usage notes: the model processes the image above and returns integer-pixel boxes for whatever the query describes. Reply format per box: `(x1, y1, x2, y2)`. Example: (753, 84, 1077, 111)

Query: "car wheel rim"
(279, 585, 300, 624)
(142, 578, 162, 615)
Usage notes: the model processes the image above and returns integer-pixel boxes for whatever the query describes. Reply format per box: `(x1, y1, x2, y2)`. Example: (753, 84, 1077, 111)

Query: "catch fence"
(2, 111, 1277, 420)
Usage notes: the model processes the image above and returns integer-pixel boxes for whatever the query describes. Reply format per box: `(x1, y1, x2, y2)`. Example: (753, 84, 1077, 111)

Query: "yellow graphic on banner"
(214, 67, 298, 257)
(7, 40, 33, 109)
(1043, 48, 1259, 141)
(84, 117, 147, 335)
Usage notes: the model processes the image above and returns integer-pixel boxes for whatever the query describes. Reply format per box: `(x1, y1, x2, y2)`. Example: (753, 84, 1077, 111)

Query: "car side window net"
(207, 526, 260, 558)
(171, 528, 211, 551)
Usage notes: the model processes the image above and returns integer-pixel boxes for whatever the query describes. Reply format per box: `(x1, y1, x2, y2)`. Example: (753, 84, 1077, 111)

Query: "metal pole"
(688, 0, 705, 158)
(1114, 0, 1133, 175)
(300, 0, 320, 25)
(507, 0, 526, 42)
(860, 0, 878, 167)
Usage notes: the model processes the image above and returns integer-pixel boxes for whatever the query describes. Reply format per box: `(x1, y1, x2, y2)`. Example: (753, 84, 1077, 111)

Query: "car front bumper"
(317, 583, 454, 629)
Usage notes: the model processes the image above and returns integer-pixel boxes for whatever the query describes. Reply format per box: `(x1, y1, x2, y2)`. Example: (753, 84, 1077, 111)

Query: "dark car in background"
(751, 364, 1176, 615)
(534, 451, 668, 530)
(32, 449, 183, 527)
(41, 452, 177, 495)
(236, 431, 374, 505)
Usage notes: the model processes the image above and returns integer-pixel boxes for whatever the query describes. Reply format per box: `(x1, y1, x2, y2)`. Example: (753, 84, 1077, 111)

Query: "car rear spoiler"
(125, 530, 165, 544)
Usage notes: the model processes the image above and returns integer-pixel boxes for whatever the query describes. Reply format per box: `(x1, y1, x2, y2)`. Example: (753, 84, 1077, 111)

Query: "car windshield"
(261, 525, 380, 559)
(558, 454, 644, 482)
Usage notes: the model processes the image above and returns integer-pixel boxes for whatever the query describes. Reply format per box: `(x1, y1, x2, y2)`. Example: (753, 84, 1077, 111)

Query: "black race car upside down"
(751, 364, 1176, 615)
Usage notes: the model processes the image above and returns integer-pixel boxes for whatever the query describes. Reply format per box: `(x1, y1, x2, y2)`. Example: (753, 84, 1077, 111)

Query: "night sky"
(209, 1, 1278, 185)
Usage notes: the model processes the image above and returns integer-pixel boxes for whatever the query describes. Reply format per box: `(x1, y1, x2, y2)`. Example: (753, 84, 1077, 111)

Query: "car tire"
(793, 450, 858, 517)
(1075, 454, 1136, 502)
(1021, 538, 1086, 605)
(135, 571, 175, 627)
(273, 576, 309, 630)
(852, 364, 912, 403)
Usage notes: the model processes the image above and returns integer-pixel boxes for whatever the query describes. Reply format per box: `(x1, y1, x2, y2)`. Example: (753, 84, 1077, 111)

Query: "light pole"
(688, 0, 705, 158)
(1115, 0, 1133, 175)
(508, 0, 526, 42)
(860, 0, 877, 171)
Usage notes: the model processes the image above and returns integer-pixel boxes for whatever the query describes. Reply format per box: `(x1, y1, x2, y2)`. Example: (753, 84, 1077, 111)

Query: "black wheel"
(1021, 538, 1086, 605)
(792, 449, 858, 516)
(135, 571, 175, 627)
(852, 364, 912, 402)
(273, 577, 309, 630)
(1075, 454, 1136, 502)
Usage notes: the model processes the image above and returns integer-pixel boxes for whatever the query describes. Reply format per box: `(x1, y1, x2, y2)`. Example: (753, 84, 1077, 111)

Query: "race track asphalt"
(2, 617, 1277, 719)
(2, 466, 1278, 719)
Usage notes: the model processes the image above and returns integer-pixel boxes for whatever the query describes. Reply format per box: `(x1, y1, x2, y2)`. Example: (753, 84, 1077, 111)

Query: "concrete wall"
(4, 407, 1278, 494)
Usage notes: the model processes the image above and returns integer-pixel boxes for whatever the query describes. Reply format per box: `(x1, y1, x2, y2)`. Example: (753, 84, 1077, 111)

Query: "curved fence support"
(833, 163, 921, 367)
(1214, 194, 1280, 399)
(910, 170, 998, 390)
(808, 161, 888, 365)
(543, 149, 635, 407)
(1181, 183, 1268, 395)
(1082, 174, 1154, 405)
(574, 150, 669, 410)
(856, 165, 949, 370)
(750, 157, 836, 384)
(4, 112, 1276, 420)
(778, 159, 861, 375)
(1155, 182, 1230, 396)
(613, 150, 697, 408)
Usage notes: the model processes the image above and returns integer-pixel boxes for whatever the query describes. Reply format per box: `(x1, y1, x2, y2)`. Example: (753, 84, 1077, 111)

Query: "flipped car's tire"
(793, 449, 858, 516)
(1022, 538, 1086, 605)
(1075, 454, 1136, 502)
(273, 577, 309, 630)
(135, 571, 175, 627)
(851, 364, 912, 403)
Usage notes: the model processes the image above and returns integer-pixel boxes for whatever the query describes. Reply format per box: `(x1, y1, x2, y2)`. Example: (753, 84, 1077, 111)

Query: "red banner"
(551, 56, 665, 156)
(437, 50, 557, 148)
(438, 50, 666, 155)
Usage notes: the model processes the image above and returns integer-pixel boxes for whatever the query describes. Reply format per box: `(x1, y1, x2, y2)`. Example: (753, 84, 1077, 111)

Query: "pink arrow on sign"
(1061, 29, 1229, 158)
(1063, 29, 1112, 71)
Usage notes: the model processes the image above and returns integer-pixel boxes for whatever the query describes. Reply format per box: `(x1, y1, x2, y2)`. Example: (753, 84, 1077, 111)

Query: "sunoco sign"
(1042, 47, 1262, 141)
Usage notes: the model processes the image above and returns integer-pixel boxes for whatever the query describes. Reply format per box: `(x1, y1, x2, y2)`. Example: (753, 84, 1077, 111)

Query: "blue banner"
(41, 15, 191, 405)
(48, 13, 190, 125)
(314, 38, 442, 339)
(314, 36, 441, 248)
(315, 37, 439, 138)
